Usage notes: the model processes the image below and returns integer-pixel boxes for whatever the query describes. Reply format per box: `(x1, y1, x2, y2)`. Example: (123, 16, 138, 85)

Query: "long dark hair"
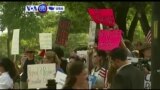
(63, 61, 87, 89)
(0, 57, 18, 81)
(96, 49, 109, 69)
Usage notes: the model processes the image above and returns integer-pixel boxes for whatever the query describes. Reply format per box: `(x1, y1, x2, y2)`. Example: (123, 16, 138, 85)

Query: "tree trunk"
(116, 3, 130, 38)
(128, 12, 139, 41)
(139, 8, 151, 36)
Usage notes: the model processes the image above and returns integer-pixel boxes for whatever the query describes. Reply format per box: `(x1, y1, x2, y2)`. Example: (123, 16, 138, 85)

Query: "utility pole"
(151, 2, 160, 89)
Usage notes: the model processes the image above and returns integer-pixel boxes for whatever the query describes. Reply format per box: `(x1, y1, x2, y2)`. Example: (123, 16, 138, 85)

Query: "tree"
(0, 2, 43, 57)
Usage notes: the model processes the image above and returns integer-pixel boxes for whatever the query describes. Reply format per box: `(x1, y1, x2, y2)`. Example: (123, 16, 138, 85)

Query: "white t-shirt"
(91, 68, 105, 88)
(0, 72, 13, 89)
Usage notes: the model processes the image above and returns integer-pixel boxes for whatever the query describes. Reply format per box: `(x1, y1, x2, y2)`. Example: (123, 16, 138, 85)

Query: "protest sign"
(28, 64, 56, 89)
(88, 21, 96, 46)
(98, 30, 122, 51)
(39, 33, 52, 49)
(127, 57, 139, 63)
(88, 8, 115, 26)
(144, 74, 151, 89)
(11, 29, 20, 55)
(55, 71, 67, 89)
(55, 17, 71, 46)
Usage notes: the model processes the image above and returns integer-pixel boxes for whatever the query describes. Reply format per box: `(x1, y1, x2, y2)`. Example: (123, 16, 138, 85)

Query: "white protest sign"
(28, 64, 56, 89)
(55, 71, 67, 89)
(127, 57, 139, 63)
(88, 21, 96, 46)
(39, 33, 52, 49)
(144, 74, 151, 89)
(77, 50, 88, 59)
(11, 29, 20, 55)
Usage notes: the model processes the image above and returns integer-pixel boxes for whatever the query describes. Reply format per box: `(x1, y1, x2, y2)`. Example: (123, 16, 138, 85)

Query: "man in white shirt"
(0, 72, 13, 89)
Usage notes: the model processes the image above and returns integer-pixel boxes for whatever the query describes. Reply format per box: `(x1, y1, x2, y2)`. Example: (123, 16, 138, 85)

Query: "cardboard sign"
(88, 21, 96, 46)
(28, 64, 56, 89)
(55, 71, 67, 89)
(98, 30, 122, 51)
(55, 17, 71, 46)
(88, 8, 115, 26)
(39, 33, 52, 49)
(11, 29, 20, 55)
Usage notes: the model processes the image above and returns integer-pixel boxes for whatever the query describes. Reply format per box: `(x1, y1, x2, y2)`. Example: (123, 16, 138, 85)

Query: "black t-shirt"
(21, 59, 35, 82)
(60, 58, 68, 74)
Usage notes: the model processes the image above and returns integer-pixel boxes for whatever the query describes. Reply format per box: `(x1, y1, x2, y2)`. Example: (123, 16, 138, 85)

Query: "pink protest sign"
(98, 30, 122, 51)
(88, 8, 115, 27)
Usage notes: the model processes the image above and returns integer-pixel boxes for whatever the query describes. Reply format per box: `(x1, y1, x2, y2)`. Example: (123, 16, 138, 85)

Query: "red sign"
(88, 8, 115, 27)
(55, 17, 71, 46)
(98, 30, 122, 51)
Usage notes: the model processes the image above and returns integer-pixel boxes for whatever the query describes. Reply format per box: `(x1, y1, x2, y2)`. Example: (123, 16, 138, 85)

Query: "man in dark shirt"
(110, 48, 144, 89)
(53, 46, 67, 74)
(20, 49, 35, 89)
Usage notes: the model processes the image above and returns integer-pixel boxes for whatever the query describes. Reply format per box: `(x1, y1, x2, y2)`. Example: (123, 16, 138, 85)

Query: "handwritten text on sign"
(11, 29, 20, 55)
(55, 71, 67, 89)
(98, 30, 122, 51)
(39, 33, 52, 49)
(28, 64, 56, 89)
(88, 8, 115, 26)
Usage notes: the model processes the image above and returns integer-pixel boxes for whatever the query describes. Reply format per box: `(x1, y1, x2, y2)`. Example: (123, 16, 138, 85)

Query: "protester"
(20, 48, 35, 89)
(135, 41, 143, 51)
(91, 49, 108, 89)
(106, 37, 133, 88)
(87, 45, 94, 74)
(139, 42, 151, 89)
(124, 39, 134, 52)
(53, 46, 68, 74)
(43, 50, 64, 73)
(0, 57, 18, 89)
(66, 55, 87, 74)
(139, 43, 151, 60)
(110, 47, 144, 89)
(63, 61, 88, 89)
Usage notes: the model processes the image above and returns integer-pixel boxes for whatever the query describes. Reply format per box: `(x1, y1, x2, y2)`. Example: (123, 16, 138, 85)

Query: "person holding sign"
(91, 49, 108, 89)
(63, 61, 88, 89)
(43, 50, 64, 73)
(53, 46, 68, 74)
(0, 57, 18, 89)
(20, 48, 35, 89)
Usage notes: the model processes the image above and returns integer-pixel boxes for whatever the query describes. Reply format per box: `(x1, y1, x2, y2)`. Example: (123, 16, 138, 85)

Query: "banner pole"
(100, 23, 103, 30)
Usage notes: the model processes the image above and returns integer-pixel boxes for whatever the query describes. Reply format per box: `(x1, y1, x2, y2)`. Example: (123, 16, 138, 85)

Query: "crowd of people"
(0, 25, 151, 90)
(0, 38, 151, 89)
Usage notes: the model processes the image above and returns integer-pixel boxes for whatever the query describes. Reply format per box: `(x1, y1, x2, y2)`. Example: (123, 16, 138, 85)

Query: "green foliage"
(0, 2, 152, 58)
(0, 34, 7, 57)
